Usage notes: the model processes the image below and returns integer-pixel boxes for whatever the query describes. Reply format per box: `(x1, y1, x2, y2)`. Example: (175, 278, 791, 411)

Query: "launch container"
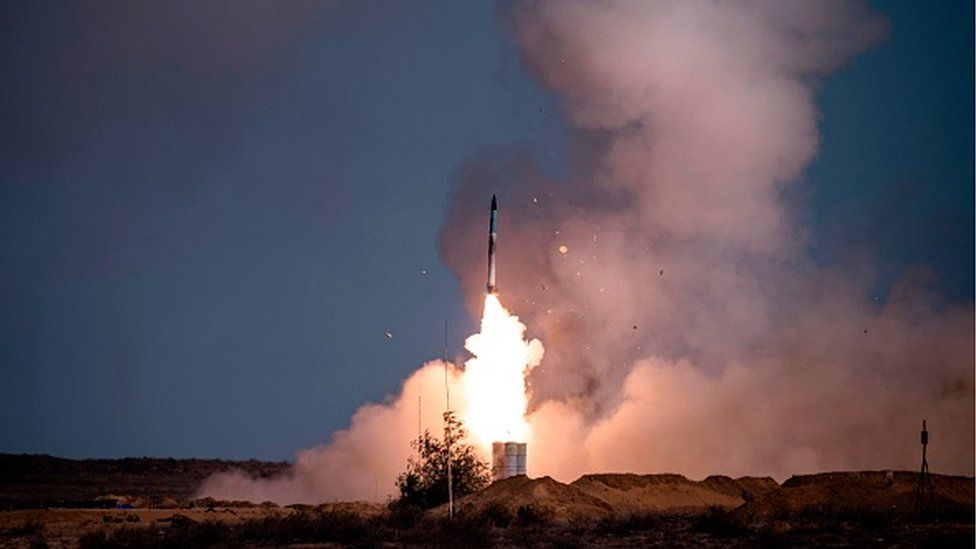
(491, 441, 526, 481)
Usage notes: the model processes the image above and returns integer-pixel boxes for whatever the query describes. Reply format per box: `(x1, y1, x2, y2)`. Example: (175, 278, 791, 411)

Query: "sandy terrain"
(1, 454, 972, 547)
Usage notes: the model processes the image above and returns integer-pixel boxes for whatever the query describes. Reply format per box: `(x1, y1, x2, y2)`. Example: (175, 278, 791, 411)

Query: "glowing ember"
(461, 294, 544, 450)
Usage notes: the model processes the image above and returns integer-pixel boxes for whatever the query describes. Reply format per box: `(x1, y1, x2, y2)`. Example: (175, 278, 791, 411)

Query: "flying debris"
(384, 332, 394, 339)
(486, 194, 498, 294)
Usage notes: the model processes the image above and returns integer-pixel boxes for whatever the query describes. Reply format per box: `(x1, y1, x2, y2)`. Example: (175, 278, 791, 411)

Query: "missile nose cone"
(491, 194, 497, 210)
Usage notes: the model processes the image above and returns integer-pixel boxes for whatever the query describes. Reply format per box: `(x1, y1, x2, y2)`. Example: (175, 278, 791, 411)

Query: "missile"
(487, 194, 497, 294)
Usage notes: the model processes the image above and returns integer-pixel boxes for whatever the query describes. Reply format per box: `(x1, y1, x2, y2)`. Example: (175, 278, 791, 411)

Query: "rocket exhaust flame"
(461, 293, 543, 451)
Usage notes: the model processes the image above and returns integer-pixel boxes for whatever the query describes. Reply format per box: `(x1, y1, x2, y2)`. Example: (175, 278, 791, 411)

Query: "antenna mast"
(444, 318, 454, 519)
(913, 419, 934, 518)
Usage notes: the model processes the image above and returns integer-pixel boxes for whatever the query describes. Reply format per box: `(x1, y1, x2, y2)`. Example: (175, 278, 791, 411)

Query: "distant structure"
(913, 419, 934, 517)
(492, 442, 527, 481)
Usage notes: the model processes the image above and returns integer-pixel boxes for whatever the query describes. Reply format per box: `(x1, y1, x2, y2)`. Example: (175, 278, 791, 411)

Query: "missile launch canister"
(487, 194, 497, 294)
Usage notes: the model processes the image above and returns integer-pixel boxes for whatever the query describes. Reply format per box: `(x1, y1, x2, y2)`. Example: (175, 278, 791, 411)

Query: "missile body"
(487, 195, 497, 294)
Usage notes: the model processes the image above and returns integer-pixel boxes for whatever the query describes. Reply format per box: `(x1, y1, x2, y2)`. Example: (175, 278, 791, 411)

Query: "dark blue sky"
(1, 1, 971, 460)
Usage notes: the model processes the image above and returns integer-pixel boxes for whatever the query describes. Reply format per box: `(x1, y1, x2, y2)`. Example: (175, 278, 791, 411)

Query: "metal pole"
(444, 318, 454, 519)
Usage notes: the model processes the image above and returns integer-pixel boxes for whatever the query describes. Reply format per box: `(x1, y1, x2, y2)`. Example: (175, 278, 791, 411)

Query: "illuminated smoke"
(199, 295, 541, 503)
(199, 360, 468, 503)
(200, 0, 973, 503)
(441, 0, 972, 480)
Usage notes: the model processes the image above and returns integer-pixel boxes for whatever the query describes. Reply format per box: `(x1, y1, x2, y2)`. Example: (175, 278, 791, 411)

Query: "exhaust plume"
(462, 294, 544, 449)
(200, 0, 972, 503)
(199, 361, 467, 503)
(199, 293, 541, 503)
(441, 0, 971, 480)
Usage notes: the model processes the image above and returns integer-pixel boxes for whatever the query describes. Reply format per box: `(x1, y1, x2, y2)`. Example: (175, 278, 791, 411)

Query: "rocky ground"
(0, 454, 972, 547)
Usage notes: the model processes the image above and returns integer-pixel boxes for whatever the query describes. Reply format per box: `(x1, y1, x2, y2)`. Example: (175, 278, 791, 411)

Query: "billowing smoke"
(200, 294, 541, 504)
(442, 0, 972, 480)
(200, 0, 973, 503)
(200, 361, 468, 503)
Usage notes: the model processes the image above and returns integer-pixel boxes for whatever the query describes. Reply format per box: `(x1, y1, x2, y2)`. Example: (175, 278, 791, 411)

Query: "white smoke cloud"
(442, 0, 972, 479)
(200, 0, 973, 503)
(199, 361, 468, 504)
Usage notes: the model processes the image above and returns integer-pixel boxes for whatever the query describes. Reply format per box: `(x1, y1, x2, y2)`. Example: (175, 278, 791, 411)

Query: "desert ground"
(1, 454, 972, 547)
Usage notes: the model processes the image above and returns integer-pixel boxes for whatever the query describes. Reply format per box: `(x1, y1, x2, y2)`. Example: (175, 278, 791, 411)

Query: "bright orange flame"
(461, 294, 544, 450)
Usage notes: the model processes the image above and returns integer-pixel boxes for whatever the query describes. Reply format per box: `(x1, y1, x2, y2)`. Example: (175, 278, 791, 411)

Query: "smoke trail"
(200, 0, 972, 503)
(441, 0, 972, 480)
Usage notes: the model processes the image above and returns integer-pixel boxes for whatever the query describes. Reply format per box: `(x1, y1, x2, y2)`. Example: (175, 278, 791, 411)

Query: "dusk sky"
(1, 1, 972, 462)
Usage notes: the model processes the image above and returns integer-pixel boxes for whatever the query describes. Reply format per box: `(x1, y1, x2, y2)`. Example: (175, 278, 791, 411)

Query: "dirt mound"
(571, 473, 778, 514)
(443, 475, 613, 522)
(700, 475, 780, 500)
(442, 474, 781, 522)
(734, 471, 974, 523)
